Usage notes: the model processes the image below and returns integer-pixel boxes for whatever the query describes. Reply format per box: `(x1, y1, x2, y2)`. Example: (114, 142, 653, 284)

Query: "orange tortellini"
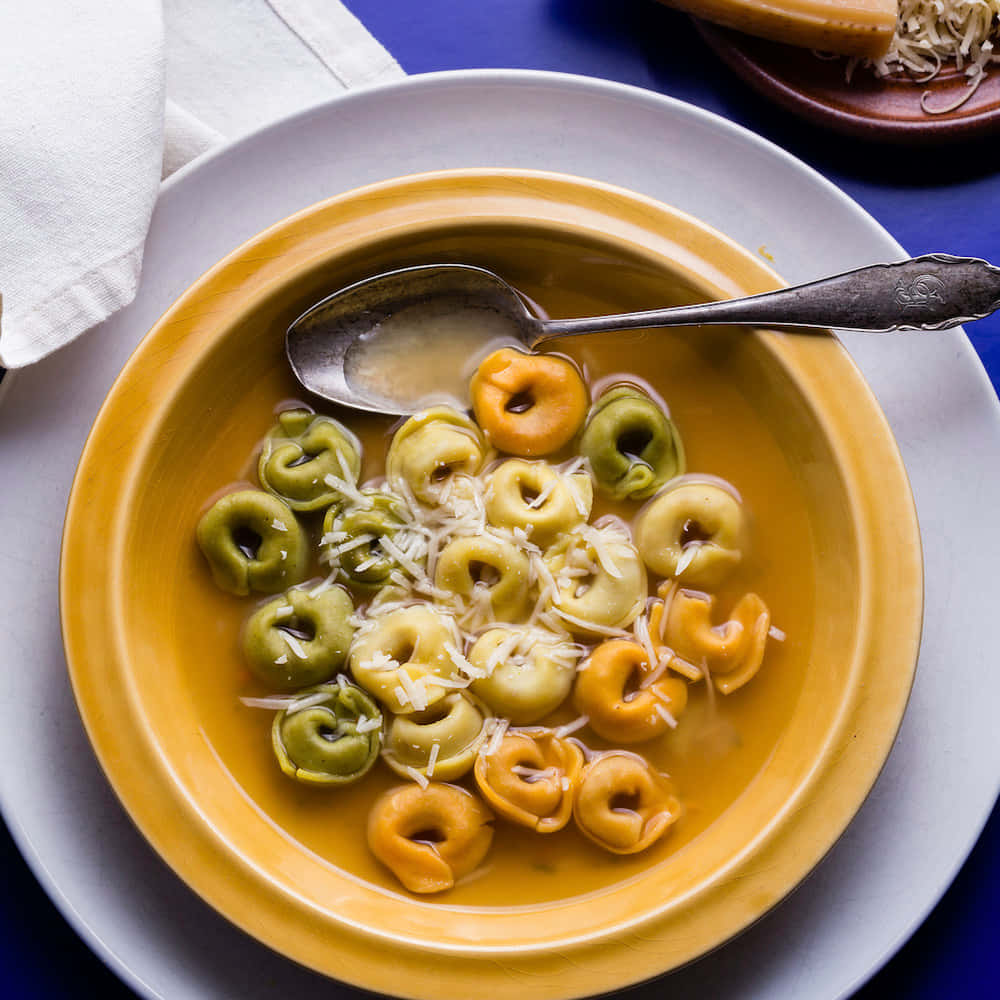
(573, 753, 682, 855)
(470, 348, 588, 456)
(474, 729, 584, 833)
(573, 639, 688, 743)
(659, 587, 771, 694)
(367, 783, 495, 894)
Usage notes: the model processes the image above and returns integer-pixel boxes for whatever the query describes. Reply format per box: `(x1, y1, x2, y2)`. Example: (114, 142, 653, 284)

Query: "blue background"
(3, 1, 998, 996)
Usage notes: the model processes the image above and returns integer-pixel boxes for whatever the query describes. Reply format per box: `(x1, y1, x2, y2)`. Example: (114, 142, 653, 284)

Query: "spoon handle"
(533, 254, 1000, 343)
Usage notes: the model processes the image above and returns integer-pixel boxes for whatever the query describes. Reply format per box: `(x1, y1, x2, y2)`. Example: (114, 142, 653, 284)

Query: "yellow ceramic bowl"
(61, 169, 922, 998)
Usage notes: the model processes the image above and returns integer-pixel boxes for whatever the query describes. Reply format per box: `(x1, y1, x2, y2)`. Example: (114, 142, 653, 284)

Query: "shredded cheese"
(850, 0, 1000, 109)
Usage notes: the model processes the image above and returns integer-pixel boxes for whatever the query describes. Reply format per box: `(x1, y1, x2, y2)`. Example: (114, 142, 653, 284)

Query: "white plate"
(2, 70, 999, 1000)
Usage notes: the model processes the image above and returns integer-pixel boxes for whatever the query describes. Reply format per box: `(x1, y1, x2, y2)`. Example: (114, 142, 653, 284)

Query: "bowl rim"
(60, 167, 923, 998)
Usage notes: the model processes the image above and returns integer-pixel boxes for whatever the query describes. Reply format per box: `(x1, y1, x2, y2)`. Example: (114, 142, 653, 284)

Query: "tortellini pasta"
(242, 583, 355, 689)
(573, 752, 682, 855)
(633, 479, 746, 587)
(470, 348, 588, 456)
(484, 459, 593, 547)
(349, 605, 460, 714)
(543, 523, 646, 634)
(468, 628, 578, 724)
(385, 406, 487, 504)
(579, 385, 684, 500)
(474, 729, 584, 833)
(367, 783, 494, 894)
(196, 490, 308, 595)
(434, 534, 531, 623)
(322, 492, 418, 590)
(573, 639, 688, 743)
(258, 408, 362, 512)
(661, 588, 771, 694)
(271, 681, 381, 786)
(382, 692, 493, 781)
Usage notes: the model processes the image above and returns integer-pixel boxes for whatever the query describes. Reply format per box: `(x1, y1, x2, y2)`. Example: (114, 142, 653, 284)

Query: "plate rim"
(2, 67, 996, 1000)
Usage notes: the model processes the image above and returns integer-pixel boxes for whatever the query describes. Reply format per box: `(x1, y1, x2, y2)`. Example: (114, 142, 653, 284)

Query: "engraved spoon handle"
(532, 254, 1000, 343)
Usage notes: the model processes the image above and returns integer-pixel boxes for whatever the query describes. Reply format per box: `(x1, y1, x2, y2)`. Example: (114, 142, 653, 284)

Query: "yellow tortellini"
(543, 523, 647, 635)
(258, 408, 362, 512)
(434, 534, 531, 623)
(349, 605, 460, 714)
(633, 479, 746, 588)
(385, 406, 488, 505)
(468, 628, 578, 724)
(484, 459, 593, 547)
(196, 490, 308, 596)
(382, 692, 493, 781)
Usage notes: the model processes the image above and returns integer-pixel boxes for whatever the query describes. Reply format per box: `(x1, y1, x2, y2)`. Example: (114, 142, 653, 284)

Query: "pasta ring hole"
(408, 827, 446, 846)
(287, 450, 317, 467)
(609, 789, 642, 814)
(390, 639, 417, 663)
(616, 427, 653, 460)
(413, 702, 452, 725)
(680, 518, 711, 547)
(504, 390, 536, 414)
(622, 667, 643, 703)
(468, 560, 501, 587)
(318, 723, 343, 743)
(277, 618, 316, 642)
(519, 482, 541, 505)
(430, 463, 454, 483)
(232, 524, 262, 560)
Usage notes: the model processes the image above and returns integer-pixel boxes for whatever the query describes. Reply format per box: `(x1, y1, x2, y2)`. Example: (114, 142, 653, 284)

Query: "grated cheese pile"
(851, 0, 1000, 111)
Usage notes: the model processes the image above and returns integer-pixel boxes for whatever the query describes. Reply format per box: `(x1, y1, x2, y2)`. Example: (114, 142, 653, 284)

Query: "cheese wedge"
(659, 0, 897, 58)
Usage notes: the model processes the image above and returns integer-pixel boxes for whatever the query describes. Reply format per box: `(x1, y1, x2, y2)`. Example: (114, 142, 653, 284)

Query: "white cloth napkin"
(0, 0, 404, 369)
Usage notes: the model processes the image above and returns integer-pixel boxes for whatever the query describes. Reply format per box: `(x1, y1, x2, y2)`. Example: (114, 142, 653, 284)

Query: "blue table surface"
(4, 2, 999, 997)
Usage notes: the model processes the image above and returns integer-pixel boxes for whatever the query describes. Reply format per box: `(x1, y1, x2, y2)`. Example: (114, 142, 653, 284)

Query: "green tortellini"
(241, 584, 355, 689)
(349, 605, 460, 714)
(322, 492, 419, 590)
(258, 408, 362, 512)
(385, 406, 488, 504)
(382, 691, 493, 781)
(543, 524, 647, 635)
(469, 628, 578, 724)
(579, 385, 684, 500)
(271, 681, 381, 786)
(434, 534, 531, 622)
(196, 490, 308, 596)
(633, 479, 746, 587)
(485, 459, 593, 547)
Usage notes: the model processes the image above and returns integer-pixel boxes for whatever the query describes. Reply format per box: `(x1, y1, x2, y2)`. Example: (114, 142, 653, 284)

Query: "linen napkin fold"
(0, 0, 404, 370)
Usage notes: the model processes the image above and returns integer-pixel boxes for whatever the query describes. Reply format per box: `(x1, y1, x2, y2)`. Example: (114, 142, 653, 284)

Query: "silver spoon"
(286, 254, 1000, 416)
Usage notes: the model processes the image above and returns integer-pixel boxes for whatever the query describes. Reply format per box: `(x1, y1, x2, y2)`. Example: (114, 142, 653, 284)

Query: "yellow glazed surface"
(60, 170, 922, 998)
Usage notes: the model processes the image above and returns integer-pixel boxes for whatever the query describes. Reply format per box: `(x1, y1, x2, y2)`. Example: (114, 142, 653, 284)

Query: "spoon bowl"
(286, 264, 536, 415)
